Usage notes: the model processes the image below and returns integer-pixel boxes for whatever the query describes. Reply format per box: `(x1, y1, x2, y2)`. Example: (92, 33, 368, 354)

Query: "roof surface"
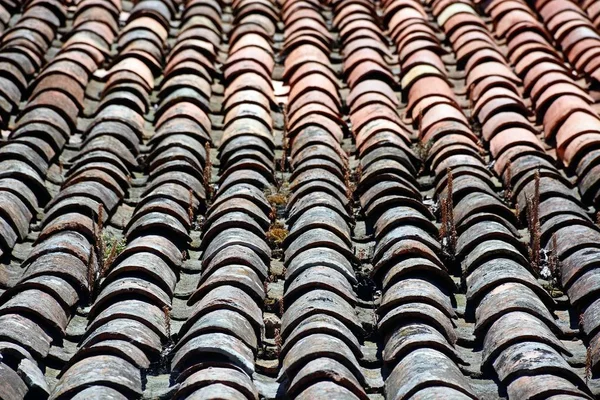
(1, 0, 600, 398)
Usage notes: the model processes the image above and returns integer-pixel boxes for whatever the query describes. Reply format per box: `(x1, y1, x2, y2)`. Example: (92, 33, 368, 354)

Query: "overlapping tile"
(0, 0, 69, 260)
(478, 0, 600, 210)
(0, 0, 66, 126)
(0, 0, 21, 36)
(530, 0, 600, 85)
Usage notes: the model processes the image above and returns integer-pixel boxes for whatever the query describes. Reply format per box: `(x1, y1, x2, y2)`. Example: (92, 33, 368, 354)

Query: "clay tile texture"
(3, 0, 600, 398)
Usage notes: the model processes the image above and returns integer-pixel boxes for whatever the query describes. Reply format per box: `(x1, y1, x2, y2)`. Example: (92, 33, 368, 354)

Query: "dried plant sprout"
(203, 142, 213, 201)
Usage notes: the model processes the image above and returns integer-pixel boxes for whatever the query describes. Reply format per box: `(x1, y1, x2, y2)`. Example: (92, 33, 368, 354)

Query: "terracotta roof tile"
(1, 0, 600, 397)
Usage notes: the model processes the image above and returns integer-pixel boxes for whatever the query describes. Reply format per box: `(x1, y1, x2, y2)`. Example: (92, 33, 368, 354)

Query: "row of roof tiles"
(167, 0, 276, 397)
(52, 0, 224, 397)
(279, 0, 363, 398)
